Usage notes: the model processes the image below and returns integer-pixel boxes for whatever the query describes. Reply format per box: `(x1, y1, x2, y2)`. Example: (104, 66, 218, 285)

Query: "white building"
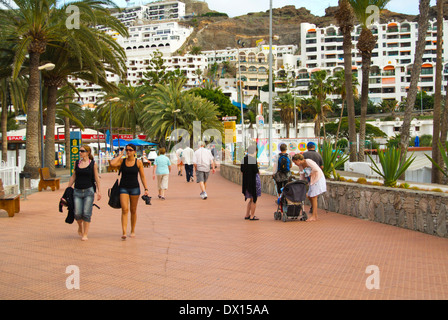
(289, 19, 448, 104)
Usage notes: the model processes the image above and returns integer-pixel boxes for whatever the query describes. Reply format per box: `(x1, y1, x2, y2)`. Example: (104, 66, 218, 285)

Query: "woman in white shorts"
(292, 153, 327, 221)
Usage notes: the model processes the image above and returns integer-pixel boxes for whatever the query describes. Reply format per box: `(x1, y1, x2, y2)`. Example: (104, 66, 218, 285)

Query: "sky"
(115, 0, 437, 18)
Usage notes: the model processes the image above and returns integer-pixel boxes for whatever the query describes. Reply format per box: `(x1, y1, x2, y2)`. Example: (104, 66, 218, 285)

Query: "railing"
(0, 158, 21, 187)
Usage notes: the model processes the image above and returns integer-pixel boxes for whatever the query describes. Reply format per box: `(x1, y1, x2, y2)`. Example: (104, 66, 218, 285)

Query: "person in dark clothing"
(241, 145, 261, 221)
(67, 145, 101, 241)
(303, 142, 323, 169)
(110, 143, 149, 240)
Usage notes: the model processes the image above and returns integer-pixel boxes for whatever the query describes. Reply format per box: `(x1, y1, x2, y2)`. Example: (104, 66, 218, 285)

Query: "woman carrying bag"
(110, 144, 149, 240)
(67, 145, 101, 241)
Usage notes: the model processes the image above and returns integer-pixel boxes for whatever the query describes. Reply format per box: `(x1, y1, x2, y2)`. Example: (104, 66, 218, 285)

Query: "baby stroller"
(274, 178, 308, 222)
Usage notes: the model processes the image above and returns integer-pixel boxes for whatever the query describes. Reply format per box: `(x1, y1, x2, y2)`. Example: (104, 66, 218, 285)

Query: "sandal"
(249, 216, 259, 221)
(244, 216, 250, 220)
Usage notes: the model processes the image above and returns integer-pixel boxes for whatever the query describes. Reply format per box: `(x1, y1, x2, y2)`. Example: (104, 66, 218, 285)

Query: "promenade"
(0, 165, 447, 301)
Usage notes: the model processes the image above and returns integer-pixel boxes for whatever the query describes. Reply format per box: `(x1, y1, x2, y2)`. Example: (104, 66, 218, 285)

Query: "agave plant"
(321, 140, 350, 179)
(368, 148, 416, 187)
(424, 141, 448, 178)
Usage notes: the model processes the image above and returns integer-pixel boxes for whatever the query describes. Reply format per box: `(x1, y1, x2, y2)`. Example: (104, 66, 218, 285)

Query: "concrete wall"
(221, 163, 448, 238)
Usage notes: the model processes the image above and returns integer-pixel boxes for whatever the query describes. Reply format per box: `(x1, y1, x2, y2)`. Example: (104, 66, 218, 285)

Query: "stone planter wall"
(221, 163, 448, 238)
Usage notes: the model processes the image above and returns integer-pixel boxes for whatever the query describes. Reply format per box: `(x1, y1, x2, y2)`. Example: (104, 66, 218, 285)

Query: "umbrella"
(113, 138, 129, 147)
(128, 138, 157, 146)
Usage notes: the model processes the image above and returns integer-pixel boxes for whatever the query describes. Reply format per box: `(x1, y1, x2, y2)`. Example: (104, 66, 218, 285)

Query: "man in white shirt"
(193, 141, 215, 199)
(182, 145, 195, 182)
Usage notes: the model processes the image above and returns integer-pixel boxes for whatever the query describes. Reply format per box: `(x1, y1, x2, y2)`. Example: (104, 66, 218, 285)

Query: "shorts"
(119, 187, 140, 196)
(74, 187, 95, 223)
(157, 174, 169, 190)
(196, 171, 210, 183)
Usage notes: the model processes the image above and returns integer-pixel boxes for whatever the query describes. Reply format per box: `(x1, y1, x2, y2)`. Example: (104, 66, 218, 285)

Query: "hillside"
(178, 0, 448, 52)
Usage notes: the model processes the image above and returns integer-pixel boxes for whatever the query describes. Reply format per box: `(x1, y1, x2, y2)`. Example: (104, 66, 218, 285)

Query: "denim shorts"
(119, 187, 140, 196)
(74, 187, 95, 223)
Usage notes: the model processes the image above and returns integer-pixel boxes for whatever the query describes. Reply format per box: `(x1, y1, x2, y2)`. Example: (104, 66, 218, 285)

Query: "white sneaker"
(200, 192, 205, 199)
(203, 192, 207, 200)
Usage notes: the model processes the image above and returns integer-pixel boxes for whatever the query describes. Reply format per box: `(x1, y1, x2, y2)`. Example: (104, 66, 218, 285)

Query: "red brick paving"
(0, 165, 447, 300)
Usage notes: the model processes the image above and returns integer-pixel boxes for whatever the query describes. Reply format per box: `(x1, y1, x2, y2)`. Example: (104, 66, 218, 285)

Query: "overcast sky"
(115, 0, 437, 18)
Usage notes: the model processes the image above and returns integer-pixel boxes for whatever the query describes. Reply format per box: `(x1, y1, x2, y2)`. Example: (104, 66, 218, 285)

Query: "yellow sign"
(224, 121, 236, 143)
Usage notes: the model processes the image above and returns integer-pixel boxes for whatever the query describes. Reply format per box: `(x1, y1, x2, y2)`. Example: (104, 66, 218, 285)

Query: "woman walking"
(110, 143, 149, 240)
(292, 153, 327, 221)
(67, 145, 101, 241)
(152, 147, 171, 200)
(241, 145, 261, 221)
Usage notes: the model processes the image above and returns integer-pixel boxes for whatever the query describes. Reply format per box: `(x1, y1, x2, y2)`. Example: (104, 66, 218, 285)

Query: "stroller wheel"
(274, 212, 280, 220)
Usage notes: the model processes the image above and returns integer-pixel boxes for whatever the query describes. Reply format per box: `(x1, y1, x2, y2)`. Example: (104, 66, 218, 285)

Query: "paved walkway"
(0, 165, 447, 301)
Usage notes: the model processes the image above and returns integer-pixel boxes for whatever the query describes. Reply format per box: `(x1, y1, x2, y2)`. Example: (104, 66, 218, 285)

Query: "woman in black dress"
(241, 145, 261, 220)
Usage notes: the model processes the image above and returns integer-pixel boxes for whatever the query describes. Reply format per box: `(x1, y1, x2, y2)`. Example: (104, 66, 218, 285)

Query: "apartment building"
(202, 44, 298, 96)
(291, 19, 448, 104)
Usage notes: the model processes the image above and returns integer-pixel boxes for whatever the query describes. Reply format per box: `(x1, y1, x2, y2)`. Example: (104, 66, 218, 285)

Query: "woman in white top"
(292, 153, 327, 221)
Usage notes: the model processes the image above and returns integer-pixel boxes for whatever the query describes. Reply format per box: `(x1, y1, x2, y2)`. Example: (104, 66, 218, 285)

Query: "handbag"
(108, 163, 122, 209)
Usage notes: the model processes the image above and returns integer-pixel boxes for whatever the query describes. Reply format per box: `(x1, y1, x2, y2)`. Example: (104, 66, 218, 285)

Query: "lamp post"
(268, 0, 273, 167)
(173, 108, 181, 141)
(108, 97, 120, 154)
(38, 63, 55, 168)
(236, 46, 245, 150)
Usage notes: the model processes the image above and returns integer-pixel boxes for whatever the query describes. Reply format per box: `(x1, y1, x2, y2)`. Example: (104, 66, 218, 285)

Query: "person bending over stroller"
(292, 154, 327, 221)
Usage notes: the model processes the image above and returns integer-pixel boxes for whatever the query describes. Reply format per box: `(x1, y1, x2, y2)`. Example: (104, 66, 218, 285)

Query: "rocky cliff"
(178, 0, 448, 53)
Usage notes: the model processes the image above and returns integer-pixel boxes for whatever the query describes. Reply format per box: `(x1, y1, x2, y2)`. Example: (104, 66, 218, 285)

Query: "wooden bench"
(38, 167, 60, 191)
(107, 160, 120, 172)
(0, 179, 20, 217)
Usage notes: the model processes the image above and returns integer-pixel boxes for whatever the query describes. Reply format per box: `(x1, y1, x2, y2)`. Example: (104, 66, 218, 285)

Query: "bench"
(107, 160, 120, 172)
(38, 167, 60, 191)
(0, 179, 20, 217)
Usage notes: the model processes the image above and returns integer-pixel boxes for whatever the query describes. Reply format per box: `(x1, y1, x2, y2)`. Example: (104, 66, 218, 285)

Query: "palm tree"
(97, 84, 148, 138)
(399, 0, 431, 171)
(275, 93, 295, 138)
(335, 0, 357, 162)
(301, 96, 333, 139)
(331, 70, 359, 142)
(140, 78, 189, 147)
(309, 70, 333, 140)
(349, 0, 390, 161)
(0, 0, 66, 177)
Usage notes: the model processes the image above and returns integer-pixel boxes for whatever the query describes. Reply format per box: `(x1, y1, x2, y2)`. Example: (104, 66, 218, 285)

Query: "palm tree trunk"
(1, 80, 8, 163)
(431, 0, 443, 184)
(45, 85, 58, 177)
(358, 51, 371, 162)
(23, 52, 42, 179)
(399, 0, 430, 169)
(336, 0, 357, 162)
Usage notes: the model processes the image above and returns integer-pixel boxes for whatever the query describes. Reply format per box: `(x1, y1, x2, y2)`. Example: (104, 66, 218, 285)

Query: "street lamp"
(108, 97, 120, 154)
(236, 46, 245, 150)
(173, 109, 181, 141)
(268, 0, 273, 167)
(38, 63, 55, 168)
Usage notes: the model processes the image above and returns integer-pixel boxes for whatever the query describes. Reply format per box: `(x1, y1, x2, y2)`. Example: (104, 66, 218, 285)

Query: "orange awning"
(388, 22, 397, 27)
(384, 65, 395, 70)
(307, 28, 316, 32)
(422, 63, 433, 68)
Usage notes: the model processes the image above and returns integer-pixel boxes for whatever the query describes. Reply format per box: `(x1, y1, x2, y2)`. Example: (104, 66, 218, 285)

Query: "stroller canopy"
(282, 179, 308, 203)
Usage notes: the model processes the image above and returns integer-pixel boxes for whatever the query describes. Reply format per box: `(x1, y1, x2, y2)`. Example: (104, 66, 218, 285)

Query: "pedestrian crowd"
(62, 140, 326, 241)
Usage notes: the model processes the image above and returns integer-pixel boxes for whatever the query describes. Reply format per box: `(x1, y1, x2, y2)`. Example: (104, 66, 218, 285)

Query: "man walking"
(182, 144, 195, 182)
(193, 141, 215, 199)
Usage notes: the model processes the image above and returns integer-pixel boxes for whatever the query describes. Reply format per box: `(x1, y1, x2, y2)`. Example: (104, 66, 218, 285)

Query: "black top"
(119, 159, 140, 189)
(241, 155, 259, 203)
(303, 150, 323, 168)
(74, 160, 95, 190)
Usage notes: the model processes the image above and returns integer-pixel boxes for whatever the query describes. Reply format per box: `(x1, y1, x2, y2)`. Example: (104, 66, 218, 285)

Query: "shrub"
(357, 177, 367, 184)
